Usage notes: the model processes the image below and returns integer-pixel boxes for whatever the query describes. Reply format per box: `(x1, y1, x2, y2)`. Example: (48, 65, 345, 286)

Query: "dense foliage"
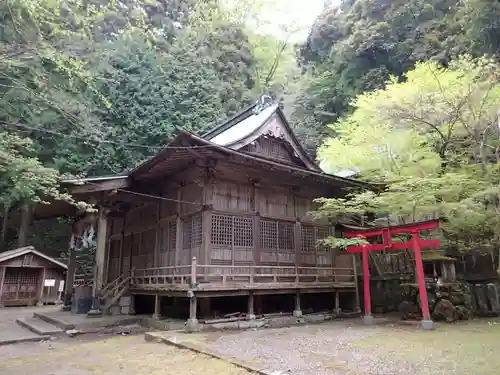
(292, 0, 500, 154)
(316, 57, 500, 256)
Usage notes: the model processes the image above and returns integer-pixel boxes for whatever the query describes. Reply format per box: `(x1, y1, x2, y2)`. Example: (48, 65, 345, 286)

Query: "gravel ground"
(199, 322, 389, 375)
(189, 320, 466, 375)
(0, 334, 251, 375)
(188, 319, 499, 375)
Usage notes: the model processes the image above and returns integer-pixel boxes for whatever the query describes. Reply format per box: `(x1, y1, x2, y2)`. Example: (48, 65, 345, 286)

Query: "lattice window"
(316, 227, 332, 252)
(22, 254, 33, 266)
(234, 216, 253, 247)
(260, 219, 294, 250)
(168, 221, 177, 251)
(192, 214, 202, 247)
(260, 220, 277, 249)
(183, 218, 192, 249)
(301, 226, 315, 252)
(278, 222, 294, 250)
(183, 214, 203, 249)
(212, 214, 233, 246)
(301, 226, 333, 252)
(211, 214, 254, 247)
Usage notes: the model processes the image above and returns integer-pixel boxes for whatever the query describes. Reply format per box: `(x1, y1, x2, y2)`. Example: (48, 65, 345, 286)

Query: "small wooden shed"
(0, 246, 67, 306)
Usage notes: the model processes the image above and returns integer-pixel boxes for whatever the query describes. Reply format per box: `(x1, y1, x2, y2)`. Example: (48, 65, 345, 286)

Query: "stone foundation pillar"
(247, 292, 256, 320)
(334, 291, 341, 315)
(293, 290, 302, 317)
(186, 293, 199, 332)
(152, 294, 161, 320)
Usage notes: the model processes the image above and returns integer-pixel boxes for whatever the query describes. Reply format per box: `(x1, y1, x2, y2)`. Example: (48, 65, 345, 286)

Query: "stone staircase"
(16, 315, 65, 337)
(99, 274, 133, 315)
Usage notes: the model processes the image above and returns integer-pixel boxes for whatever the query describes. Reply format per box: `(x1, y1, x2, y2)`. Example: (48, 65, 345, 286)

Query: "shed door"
(1, 268, 40, 306)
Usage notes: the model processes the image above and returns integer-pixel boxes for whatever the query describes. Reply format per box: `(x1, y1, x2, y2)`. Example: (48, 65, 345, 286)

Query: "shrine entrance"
(345, 219, 440, 330)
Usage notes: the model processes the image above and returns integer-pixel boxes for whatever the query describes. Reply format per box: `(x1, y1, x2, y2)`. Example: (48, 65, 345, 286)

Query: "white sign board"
(58, 280, 65, 292)
(44, 279, 56, 287)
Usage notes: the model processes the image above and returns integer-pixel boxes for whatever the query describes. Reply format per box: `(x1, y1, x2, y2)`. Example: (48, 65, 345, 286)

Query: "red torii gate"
(345, 219, 440, 330)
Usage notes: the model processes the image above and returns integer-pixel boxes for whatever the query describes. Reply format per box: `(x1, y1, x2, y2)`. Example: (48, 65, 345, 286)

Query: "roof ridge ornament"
(253, 94, 273, 115)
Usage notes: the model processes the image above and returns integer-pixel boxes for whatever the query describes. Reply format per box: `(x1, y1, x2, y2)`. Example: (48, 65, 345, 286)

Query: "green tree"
(316, 57, 500, 258)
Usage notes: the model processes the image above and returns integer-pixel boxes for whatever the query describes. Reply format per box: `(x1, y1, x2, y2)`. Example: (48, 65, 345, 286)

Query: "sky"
(239, 0, 337, 42)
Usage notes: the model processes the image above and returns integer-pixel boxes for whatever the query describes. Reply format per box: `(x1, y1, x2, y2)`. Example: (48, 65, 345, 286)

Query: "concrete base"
(293, 310, 303, 318)
(36, 301, 44, 307)
(246, 314, 256, 320)
(152, 314, 162, 321)
(362, 314, 375, 325)
(86, 308, 103, 318)
(60, 305, 71, 312)
(420, 319, 435, 330)
(185, 318, 200, 333)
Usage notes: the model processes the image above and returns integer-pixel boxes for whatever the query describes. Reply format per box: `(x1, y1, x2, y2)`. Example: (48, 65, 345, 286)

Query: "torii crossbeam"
(345, 219, 440, 330)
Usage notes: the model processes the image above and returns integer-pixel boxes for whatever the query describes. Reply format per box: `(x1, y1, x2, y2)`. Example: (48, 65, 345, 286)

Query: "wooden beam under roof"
(63, 176, 130, 195)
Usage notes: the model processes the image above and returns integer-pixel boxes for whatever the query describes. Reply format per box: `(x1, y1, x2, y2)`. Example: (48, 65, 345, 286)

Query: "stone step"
(16, 317, 65, 336)
(33, 312, 74, 330)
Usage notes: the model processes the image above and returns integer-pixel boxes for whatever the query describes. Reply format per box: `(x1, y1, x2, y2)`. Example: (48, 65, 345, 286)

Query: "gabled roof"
(129, 129, 374, 191)
(202, 99, 322, 172)
(0, 246, 67, 269)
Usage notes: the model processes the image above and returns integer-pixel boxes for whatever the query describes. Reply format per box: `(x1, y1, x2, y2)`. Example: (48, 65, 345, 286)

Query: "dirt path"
(0, 335, 252, 375)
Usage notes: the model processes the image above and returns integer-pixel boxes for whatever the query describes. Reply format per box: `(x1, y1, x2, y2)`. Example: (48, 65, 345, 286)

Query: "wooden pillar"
(118, 216, 126, 275)
(154, 200, 162, 267)
(362, 246, 373, 324)
(37, 267, 46, 306)
(104, 219, 113, 284)
(17, 203, 31, 248)
(175, 186, 182, 267)
(0, 266, 5, 307)
(89, 208, 109, 316)
(95, 209, 109, 291)
(152, 294, 161, 320)
(247, 292, 255, 320)
(412, 233, 433, 329)
(202, 209, 212, 269)
(253, 214, 261, 266)
(294, 221, 301, 281)
(293, 290, 302, 317)
(62, 235, 76, 311)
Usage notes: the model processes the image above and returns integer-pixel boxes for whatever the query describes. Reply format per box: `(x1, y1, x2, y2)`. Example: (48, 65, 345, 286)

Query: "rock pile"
(398, 281, 500, 322)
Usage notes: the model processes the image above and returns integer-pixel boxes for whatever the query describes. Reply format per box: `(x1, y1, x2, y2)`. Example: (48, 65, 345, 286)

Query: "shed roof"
(0, 246, 68, 269)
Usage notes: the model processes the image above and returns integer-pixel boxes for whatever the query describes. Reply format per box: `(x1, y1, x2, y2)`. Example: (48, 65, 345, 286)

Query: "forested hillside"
(2, 0, 500, 256)
(291, 0, 500, 154)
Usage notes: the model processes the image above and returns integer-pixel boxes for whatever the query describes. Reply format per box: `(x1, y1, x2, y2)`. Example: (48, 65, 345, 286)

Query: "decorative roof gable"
(202, 96, 321, 172)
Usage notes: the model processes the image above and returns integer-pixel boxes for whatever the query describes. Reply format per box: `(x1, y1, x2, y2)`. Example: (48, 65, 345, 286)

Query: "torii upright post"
(412, 232, 433, 328)
(361, 245, 374, 324)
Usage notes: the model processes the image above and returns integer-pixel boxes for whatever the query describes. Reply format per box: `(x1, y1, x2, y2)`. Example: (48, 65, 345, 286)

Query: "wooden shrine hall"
(19, 98, 372, 327)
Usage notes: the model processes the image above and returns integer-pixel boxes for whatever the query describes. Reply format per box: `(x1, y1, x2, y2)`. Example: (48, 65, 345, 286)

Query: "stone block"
(109, 305, 121, 316)
(119, 296, 132, 307)
(486, 283, 500, 314)
(474, 284, 489, 315)
(121, 305, 132, 315)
